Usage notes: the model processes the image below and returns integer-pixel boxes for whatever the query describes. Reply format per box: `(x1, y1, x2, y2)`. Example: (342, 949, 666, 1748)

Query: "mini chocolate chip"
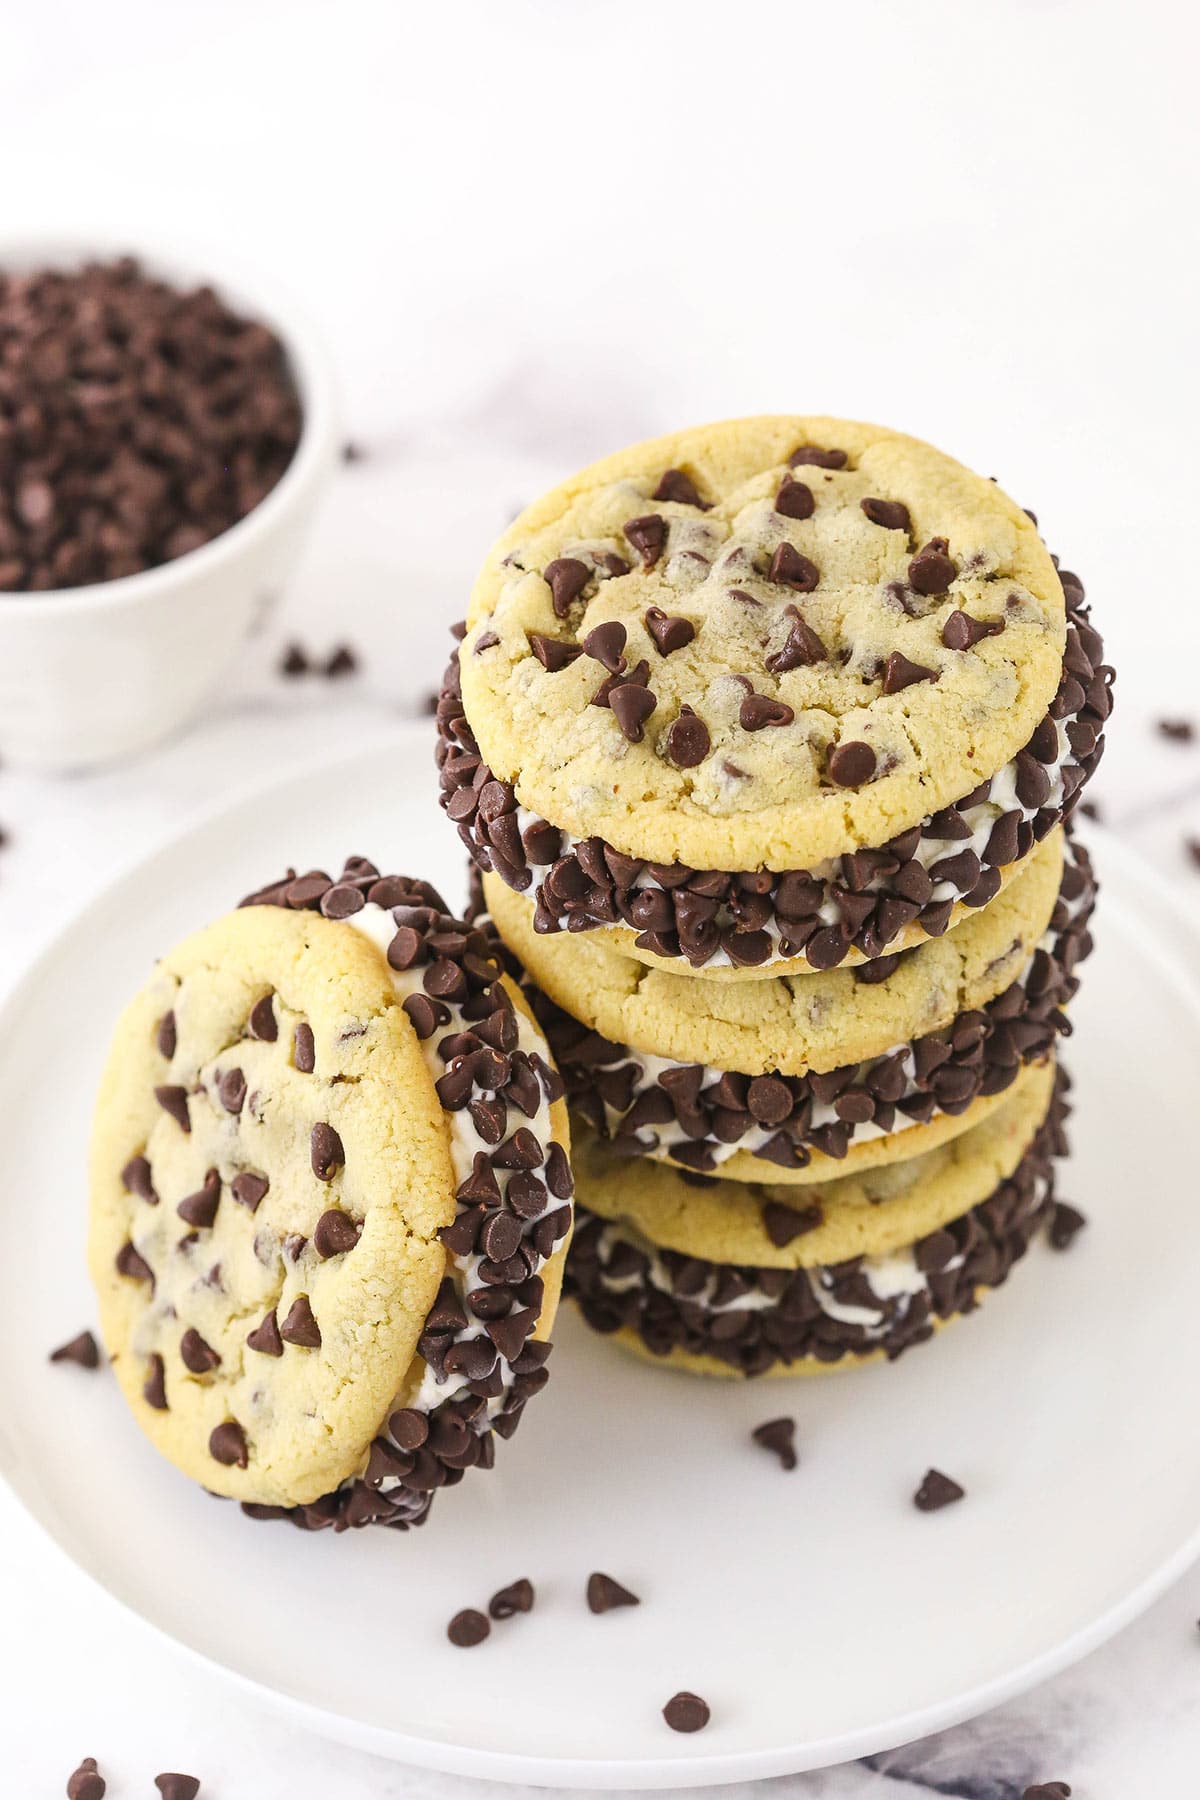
(767, 542, 819, 590)
(177, 1170, 220, 1229)
(50, 1330, 100, 1369)
(663, 1692, 710, 1733)
(1022, 1786, 1071, 1799)
(624, 514, 667, 568)
(280, 643, 309, 677)
(827, 740, 877, 787)
(66, 1757, 107, 1800)
(314, 1208, 362, 1257)
(143, 1354, 168, 1409)
(218, 1067, 247, 1114)
(1157, 717, 1195, 742)
(121, 1153, 158, 1201)
(246, 1309, 283, 1356)
(154, 1776, 201, 1800)
(1048, 1201, 1087, 1250)
(752, 1416, 797, 1470)
(231, 1171, 269, 1211)
(389, 1407, 429, 1450)
(908, 537, 956, 595)
(529, 632, 583, 672)
(582, 620, 628, 671)
(157, 1010, 177, 1059)
(279, 1295, 321, 1348)
(774, 475, 815, 520)
(209, 1420, 249, 1468)
(248, 994, 277, 1041)
(587, 1571, 640, 1613)
(789, 444, 847, 468)
(645, 606, 695, 655)
(740, 693, 794, 731)
(610, 682, 658, 743)
(154, 1085, 191, 1132)
(913, 1468, 965, 1511)
(762, 1200, 822, 1246)
(861, 497, 911, 531)
(766, 605, 826, 672)
(311, 1121, 345, 1180)
(321, 882, 366, 919)
(882, 651, 938, 693)
(294, 1023, 315, 1073)
(489, 1577, 535, 1619)
(661, 704, 709, 769)
(325, 643, 359, 677)
(942, 609, 1005, 650)
(448, 1607, 490, 1647)
(653, 467, 708, 508)
(472, 632, 499, 656)
(543, 557, 590, 616)
(179, 1328, 220, 1374)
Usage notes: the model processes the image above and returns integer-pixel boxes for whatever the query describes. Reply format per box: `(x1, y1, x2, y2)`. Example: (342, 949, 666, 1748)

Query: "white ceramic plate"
(2, 725, 1199, 1789)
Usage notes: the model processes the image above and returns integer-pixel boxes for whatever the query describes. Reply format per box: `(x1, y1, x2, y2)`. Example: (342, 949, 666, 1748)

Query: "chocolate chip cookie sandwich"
(437, 416, 1111, 977)
(481, 829, 1094, 1182)
(567, 1059, 1065, 1378)
(88, 859, 572, 1532)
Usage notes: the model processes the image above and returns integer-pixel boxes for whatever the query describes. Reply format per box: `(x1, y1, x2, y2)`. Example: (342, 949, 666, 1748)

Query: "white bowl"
(0, 240, 338, 772)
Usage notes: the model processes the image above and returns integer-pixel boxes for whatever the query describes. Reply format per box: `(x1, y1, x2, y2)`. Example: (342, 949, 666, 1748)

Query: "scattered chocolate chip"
(209, 1420, 249, 1468)
(231, 1171, 269, 1211)
(827, 740, 877, 787)
(293, 1022, 316, 1073)
(324, 643, 358, 678)
(882, 651, 938, 694)
(624, 514, 667, 569)
(154, 1776, 201, 1800)
(663, 1691, 710, 1733)
(762, 1200, 822, 1246)
(942, 609, 1005, 650)
(50, 1330, 100, 1369)
(1048, 1201, 1087, 1250)
(143, 1354, 168, 1409)
(752, 1416, 797, 1470)
(1157, 718, 1195, 743)
(154, 1085, 191, 1132)
(913, 1468, 965, 1511)
(789, 444, 847, 468)
(66, 1757, 106, 1800)
(767, 542, 819, 590)
(246, 1309, 284, 1356)
(582, 620, 628, 672)
(116, 1241, 154, 1284)
(1188, 838, 1200, 871)
(645, 606, 695, 655)
(653, 468, 708, 508)
(279, 642, 309, 678)
(1022, 1786, 1071, 1799)
(610, 682, 658, 743)
(279, 1294, 321, 1348)
(766, 605, 826, 671)
(448, 1607, 490, 1647)
(0, 257, 301, 594)
(247, 993, 278, 1041)
(310, 1121, 345, 1180)
(740, 693, 794, 731)
(861, 497, 911, 532)
(774, 476, 815, 520)
(908, 537, 957, 595)
(529, 632, 583, 672)
(544, 557, 591, 616)
(156, 1010, 177, 1059)
(314, 1208, 361, 1257)
(177, 1170, 220, 1229)
(665, 705, 710, 768)
(342, 440, 366, 463)
(217, 1067, 247, 1113)
(179, 1328, 220, 1374)
(489, 1578, 535, 1619)
(587, 1571, 640, 1613)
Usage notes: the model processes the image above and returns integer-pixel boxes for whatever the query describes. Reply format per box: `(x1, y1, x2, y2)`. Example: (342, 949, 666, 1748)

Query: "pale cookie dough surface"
(485, 831, 1062, 1073)
(460, 415, 1065, 871)
(573, 1059, 1055, 1271)
(89, 906, 567, 1508)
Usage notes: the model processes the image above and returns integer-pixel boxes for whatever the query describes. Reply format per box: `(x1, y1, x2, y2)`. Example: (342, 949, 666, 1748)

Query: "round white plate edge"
(3, 729, 1200, 1788)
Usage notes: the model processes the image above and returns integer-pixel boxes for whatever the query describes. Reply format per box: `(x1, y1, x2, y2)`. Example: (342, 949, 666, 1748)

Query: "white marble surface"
(3, 0, 1200, 1792)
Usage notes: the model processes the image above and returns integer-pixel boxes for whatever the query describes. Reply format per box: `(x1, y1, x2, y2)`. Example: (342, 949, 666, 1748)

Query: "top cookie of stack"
(438, 416, 1110, 979)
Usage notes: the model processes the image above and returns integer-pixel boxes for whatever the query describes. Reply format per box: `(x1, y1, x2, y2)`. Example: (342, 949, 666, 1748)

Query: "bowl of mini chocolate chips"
(0, 246, 337, 769)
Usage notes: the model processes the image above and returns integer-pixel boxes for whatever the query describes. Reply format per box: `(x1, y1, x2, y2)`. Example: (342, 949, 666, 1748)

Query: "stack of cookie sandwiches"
(438, 415, 1111, 1378)
(88, 862, 573, 1528)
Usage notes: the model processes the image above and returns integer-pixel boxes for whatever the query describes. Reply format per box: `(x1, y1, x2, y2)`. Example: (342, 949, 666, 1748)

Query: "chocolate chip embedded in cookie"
(438, 415, 1112, 977)
(88, 858, 572, 1530)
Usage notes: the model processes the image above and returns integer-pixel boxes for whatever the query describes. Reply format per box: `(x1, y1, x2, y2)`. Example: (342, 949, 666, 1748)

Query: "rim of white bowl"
(0, 234, 338, 617)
